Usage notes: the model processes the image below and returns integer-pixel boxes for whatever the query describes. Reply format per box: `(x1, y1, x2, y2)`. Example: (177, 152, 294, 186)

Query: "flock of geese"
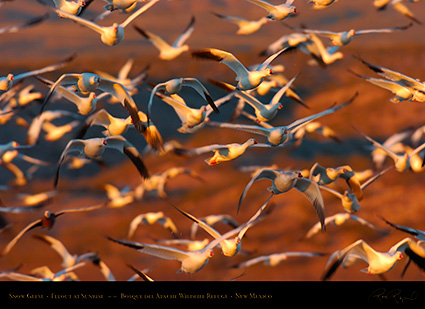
(0, 0, 425, 282)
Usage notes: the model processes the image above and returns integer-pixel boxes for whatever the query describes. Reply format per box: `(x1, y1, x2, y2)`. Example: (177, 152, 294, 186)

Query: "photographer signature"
(369, 288, 419, 304)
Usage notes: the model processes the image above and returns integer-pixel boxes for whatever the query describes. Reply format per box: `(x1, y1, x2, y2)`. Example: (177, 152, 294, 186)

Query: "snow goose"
(374, 0, 421, 24)
(355, 127, 425, 172)
(153, 91, 234, 134)
(171, 198, 271, 257)
(92, 59, 149, 102)
(292, 121, 341, 147)
(33, 234, 99, 268)
(39, 73, 150, 137)
(0, 199, 47, 214)
(102, 183, 135, 208)
(25, 110, 84, 145)
(45, 0, 159, 46)
(380, 217, 425, 277)
(77, 108, 141, 138)
(380, 217, 425, 241)
(154, 238, 210, 252)
(304, 32, 344, 66)
(107, 205, 268, 274)
(232, 251, 326, 268)
(207, 91, 356, 146)
(353, 56, 425, 102)
(238, 168, 325, 231)
(309, 162, 363, 201)
(209, 73, 302, 122)
(305, 213, 385, 239)
(173, 138, 258, 166)
(192, 47, 286, 91)
(319, 167, 391, 213)
(321, 237, 425, 280)
(288, 23, 412, 46)
(308, 0, 338, 10)
(211, 12, 270, 35)
(1, 205, 105, 256)
(134, 16, 195, 60)
(190, 214, 239, 240)
(133, 166, 204, 199)
(103, 0, 145, 11)
(147, 77, 219, 123)
(54, 135, 150, 188)
(51, 0, 93, 16)
(36, 76, 101, 115)
(127, 211, 179, 239)
(351, 70, 419, 103)
(246, 0, 297, 21)
(259, 32, 311, 57)
(0, 53, 76, 95)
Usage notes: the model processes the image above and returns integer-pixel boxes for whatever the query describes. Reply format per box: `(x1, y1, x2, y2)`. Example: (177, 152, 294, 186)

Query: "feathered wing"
(97, 79, 145, 133)
(107, 237, 190, 261)
(183, 78, 219, 113)
(2, 219, 43, 256)
(294, 178, 325, 231)
(173, 16, 195, 47)
(105, 136, 150, 179)
(238, 169, 277, 213)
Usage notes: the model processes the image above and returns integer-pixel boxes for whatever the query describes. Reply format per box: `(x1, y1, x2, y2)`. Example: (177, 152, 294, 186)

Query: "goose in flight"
(309, 162, 363, 201)
(353, 56, 425, 103)
(76, 108, 143, 138)
(134, 166, 204, 200)
(259, 32, 311, 57)
(25, 110, 85, 145)
(0, 53, 76, 95)
(50, 0, 93, 16)
(238, 168, 325, 231)
(207, 91, 356, 147)
(54, 135, 150, 188)
(36, 76, 102, 116)
(192, 47, 286, 91)
(380, 217, 425, 276)
(319, 166, 391, 213)
(103, 0, 146, 12)
(321, 237, 425, 280)
(211, 12, 270, 35)
(39, 72, 148, 136)
(45, 0, 159, 46)
(127, 211, 179, 239)
(152, 91, 235, 134)
(147, 77, 219, 123)
(308, 0, 338, 10)
(355, 127, 425, 172)
(190, 214, 239, 240)
(171, 198, 272, 257)
(246, 0, 297, 21)
(1, 204, 105, 256)
(287, 23, 412, 46)
(380, 217, 425, 241)
(305, 213, 385, 239)
(33, 234, 99, 268)
(173, 138, 259, 166)
(107, 205, 268, 274)
(232, 251, 326, 268)
(209, 73, 303, 122)
(92, 58, 149, 101)
(134, 16, 195, 60)
(374, 0, 422, 24)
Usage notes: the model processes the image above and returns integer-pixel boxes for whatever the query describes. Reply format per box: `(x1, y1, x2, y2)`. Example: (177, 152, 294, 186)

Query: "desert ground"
(1, 0, 425, 298)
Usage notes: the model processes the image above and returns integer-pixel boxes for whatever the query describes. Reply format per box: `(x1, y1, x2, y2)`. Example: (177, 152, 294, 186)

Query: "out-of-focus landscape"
(1, 0, 425, 284)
